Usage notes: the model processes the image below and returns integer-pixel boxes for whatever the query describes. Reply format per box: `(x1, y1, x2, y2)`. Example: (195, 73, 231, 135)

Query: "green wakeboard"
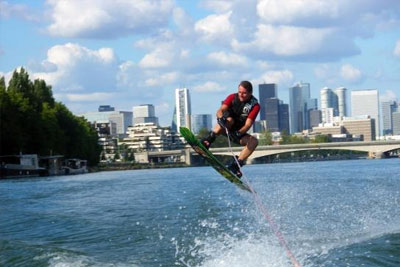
(179, 127, 251, 192)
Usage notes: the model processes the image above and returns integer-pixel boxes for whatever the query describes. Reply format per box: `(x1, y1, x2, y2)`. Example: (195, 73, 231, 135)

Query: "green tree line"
(0, 68, 101, 166)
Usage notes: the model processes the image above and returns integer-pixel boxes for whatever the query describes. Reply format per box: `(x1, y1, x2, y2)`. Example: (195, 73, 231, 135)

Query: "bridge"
(210, 140, 400, 162)
(134, 140, 400, 164)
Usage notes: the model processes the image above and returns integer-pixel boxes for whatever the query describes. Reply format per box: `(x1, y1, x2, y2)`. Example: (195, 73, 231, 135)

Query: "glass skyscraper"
(191, 114, 212, 134)
(259, 83, 277, 121)
(289, 82, 310, 133)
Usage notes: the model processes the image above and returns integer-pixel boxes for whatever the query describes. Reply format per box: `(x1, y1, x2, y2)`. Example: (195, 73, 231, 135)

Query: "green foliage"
(311, 135, 331, 143)
(280, 132, 308, 144)
(259, 130, 273, 145)
(0, 68, 101, 166)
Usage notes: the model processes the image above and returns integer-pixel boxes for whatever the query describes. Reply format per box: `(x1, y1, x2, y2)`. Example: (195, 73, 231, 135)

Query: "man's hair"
(239, 80, 253, 93)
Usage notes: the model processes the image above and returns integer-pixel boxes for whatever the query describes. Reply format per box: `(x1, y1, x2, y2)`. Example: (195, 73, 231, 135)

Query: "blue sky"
(1, 0, 400, 126)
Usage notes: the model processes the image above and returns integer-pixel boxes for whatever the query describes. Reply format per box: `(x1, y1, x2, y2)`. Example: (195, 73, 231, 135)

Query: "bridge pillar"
(185, 148, 192, 165)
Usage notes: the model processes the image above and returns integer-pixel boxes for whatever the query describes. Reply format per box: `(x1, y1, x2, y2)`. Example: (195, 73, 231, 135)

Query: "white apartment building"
(122, 123, 184, 152)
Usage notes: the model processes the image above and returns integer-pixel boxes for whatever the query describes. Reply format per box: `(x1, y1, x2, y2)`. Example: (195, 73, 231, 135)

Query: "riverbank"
(90, 162, 188, 172)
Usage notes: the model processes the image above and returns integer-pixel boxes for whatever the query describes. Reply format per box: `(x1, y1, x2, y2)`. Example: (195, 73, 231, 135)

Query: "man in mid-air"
(201, 80, 260, 178)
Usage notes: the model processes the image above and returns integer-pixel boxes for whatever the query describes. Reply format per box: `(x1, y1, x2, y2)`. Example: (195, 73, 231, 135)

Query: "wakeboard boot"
(200, 131, 216, 149)
(227, 156, 244, 178)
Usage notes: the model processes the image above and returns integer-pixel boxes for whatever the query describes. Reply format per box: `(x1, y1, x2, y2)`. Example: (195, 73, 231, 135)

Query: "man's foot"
(227, 156, 244, 178)
(201, 131, 216, 149)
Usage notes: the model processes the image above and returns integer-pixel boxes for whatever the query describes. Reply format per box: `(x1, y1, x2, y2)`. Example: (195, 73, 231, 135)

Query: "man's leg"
(238, 134, 258, 162)
(227, 133, 258, 177)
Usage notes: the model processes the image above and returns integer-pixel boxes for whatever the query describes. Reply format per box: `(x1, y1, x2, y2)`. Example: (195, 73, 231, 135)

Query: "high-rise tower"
(334, 87, 347, 117)
(289, 82, 310, 133)
(259, 83, 277, 121)
(351, 89, 380, 137)
(175, 88, 191, 131)
(381, 100, 398, 135)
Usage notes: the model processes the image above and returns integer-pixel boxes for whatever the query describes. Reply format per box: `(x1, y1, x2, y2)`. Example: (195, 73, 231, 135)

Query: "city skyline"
(1, 1, 400, 126)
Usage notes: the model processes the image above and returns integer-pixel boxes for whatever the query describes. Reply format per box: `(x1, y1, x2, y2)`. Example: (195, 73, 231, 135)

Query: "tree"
(312, 135, 331, 143)
(280, 132, 308, 144)
(259, 130, 273, 145)
(0, 68, 101, 166)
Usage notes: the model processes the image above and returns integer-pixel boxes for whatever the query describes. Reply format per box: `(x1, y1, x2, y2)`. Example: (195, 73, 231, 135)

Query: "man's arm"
(216, 104, 229, 118)
(238, 118, 254, 134)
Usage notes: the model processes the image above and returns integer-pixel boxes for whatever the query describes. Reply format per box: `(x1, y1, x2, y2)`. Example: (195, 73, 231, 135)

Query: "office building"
(312, 116, 376, 141)
(289, 82, 311, 133)
(81, 110, 133, 137)
(320, 87, 347, 122)
(334, 87, 347, 117)
(322, 108, 335, 124)
(265, 98, 280, 132)
(309, 109, 322, 128)
(351, 89, 380, 137)
(191, 114, 212, 134)
(278, 103, 290, 133)
(342, 116, 376, 141)
(320, 87, 338, 122)
(393, 112, 400, 135)
(133, 104, 158, 125)
(381, 100, 398, 135)
(109, 112, 134, 136)
(259, 83, 277, 120)
(98, 105, 115, 112)
(175, 88, 191, 131)
(171, 107, 177, 132)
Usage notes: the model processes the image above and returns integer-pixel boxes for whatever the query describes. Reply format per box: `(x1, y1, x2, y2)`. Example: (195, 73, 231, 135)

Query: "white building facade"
(351, 89, 380, 137)
(175, 88, 191, 131)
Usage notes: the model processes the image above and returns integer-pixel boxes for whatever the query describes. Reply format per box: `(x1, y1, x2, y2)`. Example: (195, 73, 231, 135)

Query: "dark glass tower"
(259, 83, 277, 120)
(265, 98, 279, 132)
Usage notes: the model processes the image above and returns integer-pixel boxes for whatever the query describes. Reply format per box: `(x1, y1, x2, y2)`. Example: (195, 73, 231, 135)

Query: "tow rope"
(224, 127, 301, 267)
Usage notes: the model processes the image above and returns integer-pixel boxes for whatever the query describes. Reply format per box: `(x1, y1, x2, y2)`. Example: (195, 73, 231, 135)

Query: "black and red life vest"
(228, 93, 258, 125)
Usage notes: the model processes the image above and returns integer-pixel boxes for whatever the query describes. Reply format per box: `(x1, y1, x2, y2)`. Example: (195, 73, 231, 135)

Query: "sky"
(1, 0, 400, 127)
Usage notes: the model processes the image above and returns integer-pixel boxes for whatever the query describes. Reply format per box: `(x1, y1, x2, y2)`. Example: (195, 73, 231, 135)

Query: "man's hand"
(217, 111, 229, 128)
(217, 116, 227, 128)
(230, 131, 244, 143)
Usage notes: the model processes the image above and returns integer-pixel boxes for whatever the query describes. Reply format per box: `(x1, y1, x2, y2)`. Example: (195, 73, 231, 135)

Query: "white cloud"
(232, 24, 334, 57)
(207, 51, 248, 66)
(200, 0, 233, 13)
(32, 43, 119, 94)
(46, 0, 174, 38)
(64, 92, 114, 102)
(139, 46, 175, 69)
(340, 64, 362, 83)
(0, 1, 38, 21)
(145, 72, 179, 87)
(257, 0, 339, 25)
(257, 70, 294, 87)
(380, 90, 397, 102)
(394, 40, 400, 57)
(193, 81, 227, 92)
(172, 7, 194, 36)
(195, 12, 234, 43)
(155, 102, 170, 115)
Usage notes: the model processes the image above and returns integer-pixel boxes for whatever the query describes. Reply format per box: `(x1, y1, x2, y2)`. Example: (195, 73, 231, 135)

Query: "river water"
(1, 158, 399, 266)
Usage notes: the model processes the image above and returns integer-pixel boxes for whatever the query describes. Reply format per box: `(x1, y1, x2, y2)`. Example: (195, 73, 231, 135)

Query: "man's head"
(238, 80, 253, 102)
